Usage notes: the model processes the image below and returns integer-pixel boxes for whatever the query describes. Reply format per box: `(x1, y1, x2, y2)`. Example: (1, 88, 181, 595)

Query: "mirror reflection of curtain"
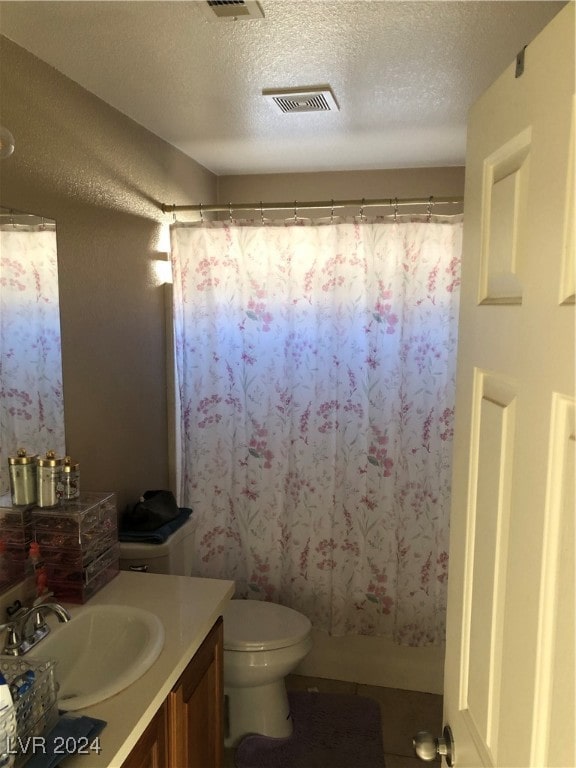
(171, 216, 462, 646)
(0, 218, 65, 496)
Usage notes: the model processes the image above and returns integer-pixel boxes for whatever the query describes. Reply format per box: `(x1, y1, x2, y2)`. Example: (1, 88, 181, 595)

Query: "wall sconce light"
(0, 126, 15, 160)
(152, 258, 173, 286)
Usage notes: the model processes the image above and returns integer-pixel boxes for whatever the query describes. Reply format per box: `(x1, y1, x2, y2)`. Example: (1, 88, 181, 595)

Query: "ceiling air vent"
(262, 86, 339, 114)
(201, 0, 264, 20)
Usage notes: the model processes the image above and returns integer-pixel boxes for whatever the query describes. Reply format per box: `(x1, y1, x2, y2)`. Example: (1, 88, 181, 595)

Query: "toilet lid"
(223, 600, 312, 651)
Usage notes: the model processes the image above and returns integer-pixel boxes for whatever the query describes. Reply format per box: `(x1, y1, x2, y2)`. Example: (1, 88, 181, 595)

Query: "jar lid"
(62, 456, 79, 472)
(8, 448, 37, 465)
(37, 450, 63, 467)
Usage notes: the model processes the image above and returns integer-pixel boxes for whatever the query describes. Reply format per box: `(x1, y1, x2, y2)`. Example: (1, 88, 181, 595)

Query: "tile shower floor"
(224, 674, 443, 767)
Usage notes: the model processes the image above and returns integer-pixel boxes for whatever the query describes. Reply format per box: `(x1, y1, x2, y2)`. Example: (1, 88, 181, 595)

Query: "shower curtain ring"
(393, 197, 399, 223)
(294, 201, 298, 223)
(427, 196, 434, 222)
(260, 201, 265, 225)
(229, 203, 233, 224)
(330, 199, 335, 223)
(199, 203, 204, 224)
(360, 198, 365, 221)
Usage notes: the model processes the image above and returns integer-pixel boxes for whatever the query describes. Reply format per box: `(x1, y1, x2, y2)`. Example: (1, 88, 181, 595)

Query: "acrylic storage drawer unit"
(0, 656, 58, 767)
(0, 497, 35, 592)
(32, 492, 117, 541)
(39, 529, 117, 571)
(0, 499, 34, 529)
(45, 543, 120, 604)
(32, 492, 119, 604)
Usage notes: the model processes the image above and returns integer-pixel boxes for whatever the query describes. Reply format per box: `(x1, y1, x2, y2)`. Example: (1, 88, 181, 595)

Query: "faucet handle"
(0, 617, 23, 639)
(3, 625, 21, 654)
(31, 609, 47, 632)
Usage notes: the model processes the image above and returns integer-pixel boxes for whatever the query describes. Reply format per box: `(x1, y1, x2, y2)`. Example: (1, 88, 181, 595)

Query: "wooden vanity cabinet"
(167, 616, 224, 767)
(123, 617, 224, 768)
(120, 703, 168, 768)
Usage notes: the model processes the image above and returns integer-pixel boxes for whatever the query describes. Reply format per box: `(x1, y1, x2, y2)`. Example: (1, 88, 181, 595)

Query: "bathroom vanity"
(38, 570, 234, 767)
(121, 618, 223, 767)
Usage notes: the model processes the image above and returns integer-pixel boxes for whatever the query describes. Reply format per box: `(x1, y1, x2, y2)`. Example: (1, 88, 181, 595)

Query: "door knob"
(413, 725, 455, 766)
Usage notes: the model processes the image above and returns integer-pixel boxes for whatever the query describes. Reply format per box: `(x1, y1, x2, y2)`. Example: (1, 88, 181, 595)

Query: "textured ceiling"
(0, 0, 566, 176)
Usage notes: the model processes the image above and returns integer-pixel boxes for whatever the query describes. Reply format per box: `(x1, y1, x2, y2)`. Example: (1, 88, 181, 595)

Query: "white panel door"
(442, 4, 575, 767)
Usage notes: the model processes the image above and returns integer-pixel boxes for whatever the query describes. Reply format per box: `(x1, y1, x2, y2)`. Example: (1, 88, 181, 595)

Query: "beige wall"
(218, 167, 465, 217)
(0, 37, 216, 510)
(0, 35, 464, 514)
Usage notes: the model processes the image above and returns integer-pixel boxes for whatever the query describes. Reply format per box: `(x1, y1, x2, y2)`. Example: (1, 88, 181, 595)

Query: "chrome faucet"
(2, 602, 72, 656)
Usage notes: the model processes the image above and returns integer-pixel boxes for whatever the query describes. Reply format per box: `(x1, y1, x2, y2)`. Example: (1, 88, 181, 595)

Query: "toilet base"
(224, 679, 293, 748)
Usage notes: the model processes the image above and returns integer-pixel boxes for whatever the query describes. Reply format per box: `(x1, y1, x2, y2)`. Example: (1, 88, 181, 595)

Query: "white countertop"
(43, 570, 234, 767)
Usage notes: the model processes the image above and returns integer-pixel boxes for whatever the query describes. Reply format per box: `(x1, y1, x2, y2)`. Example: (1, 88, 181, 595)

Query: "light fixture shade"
(0, 126, 15, 159)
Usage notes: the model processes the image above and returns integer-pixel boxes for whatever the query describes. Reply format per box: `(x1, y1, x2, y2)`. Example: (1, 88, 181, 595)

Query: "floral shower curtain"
(0, 224, 65, 496)
(171, 216, 462, 646)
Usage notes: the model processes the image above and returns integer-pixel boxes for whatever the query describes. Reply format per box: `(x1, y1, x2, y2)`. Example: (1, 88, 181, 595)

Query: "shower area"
(168, 194, 463, 691)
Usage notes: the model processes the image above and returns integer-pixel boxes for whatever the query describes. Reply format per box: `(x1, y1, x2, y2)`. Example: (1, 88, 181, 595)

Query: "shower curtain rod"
(161, 195, 464, 215)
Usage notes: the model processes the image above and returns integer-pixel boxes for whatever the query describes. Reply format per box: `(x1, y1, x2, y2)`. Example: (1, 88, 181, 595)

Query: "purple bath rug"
(234, 690, 386, 768)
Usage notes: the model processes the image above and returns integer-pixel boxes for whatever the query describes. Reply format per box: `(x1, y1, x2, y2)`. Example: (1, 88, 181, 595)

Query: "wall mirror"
(0, 206, 65, 592)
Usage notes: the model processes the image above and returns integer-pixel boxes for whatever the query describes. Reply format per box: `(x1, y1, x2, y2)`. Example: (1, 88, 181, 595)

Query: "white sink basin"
(30, 604, 165, 710)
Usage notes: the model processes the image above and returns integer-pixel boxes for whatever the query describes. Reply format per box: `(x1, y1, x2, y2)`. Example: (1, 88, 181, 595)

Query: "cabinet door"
(168, 617, 224, 768)
(122, 702, 168, 768)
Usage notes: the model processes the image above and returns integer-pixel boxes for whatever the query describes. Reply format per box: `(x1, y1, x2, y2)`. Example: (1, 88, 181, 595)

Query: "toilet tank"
(118, 516, 197, 576)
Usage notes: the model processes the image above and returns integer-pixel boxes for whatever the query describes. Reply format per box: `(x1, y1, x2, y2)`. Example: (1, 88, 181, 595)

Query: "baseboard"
(294, 629, 445, 695)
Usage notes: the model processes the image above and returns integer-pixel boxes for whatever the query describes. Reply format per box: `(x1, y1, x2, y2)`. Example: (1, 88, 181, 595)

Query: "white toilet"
(118, 520, 313, 747)
(223, 598, 312, 746)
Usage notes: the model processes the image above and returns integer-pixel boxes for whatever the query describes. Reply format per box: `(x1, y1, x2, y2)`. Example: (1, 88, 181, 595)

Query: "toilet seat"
(223, 600, 311, 652)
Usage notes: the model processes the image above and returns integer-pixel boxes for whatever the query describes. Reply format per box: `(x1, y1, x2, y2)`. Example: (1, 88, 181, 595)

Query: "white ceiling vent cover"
(263, 87, 339, 114)
(201, 0, 264, 20)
